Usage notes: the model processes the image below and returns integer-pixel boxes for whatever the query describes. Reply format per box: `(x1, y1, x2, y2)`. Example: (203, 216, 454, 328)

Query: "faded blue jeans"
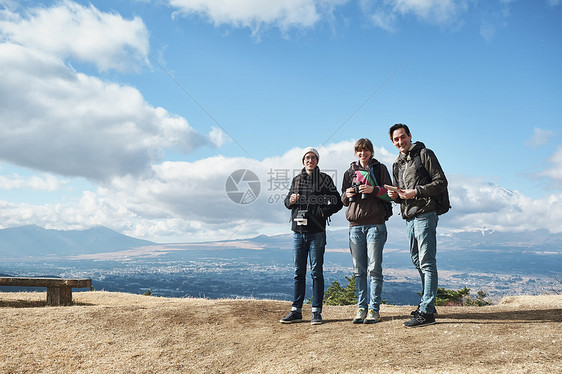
(349, 224, 387, 311)
(406, 211, 439, 314)
(291, 231, 326, 313)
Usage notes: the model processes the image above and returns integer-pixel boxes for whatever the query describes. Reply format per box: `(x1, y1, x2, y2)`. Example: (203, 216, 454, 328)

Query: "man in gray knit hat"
(280, 147, 342, 325)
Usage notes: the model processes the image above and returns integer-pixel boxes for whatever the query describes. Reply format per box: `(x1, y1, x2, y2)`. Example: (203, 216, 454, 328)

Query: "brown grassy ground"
(1, 291, 561, 373)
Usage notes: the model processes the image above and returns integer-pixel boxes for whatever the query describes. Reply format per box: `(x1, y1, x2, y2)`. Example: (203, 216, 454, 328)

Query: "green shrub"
(434, 286, 491, 306)
(324, 275, 358, 306)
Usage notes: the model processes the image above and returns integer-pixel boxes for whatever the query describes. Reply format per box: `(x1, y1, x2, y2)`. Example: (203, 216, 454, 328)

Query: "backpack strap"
(414, 152, 451, 215)
(369, 165, 392, 202)
(348, 168, 355, 185)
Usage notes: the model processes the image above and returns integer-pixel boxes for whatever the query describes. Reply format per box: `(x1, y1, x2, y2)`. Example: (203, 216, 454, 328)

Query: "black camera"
(349, 181, 368, 202)
(294, 209, 308, 226)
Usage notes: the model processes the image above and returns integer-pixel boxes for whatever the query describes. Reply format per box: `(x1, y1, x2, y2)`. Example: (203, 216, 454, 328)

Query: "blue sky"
(0, 0, 561, 243)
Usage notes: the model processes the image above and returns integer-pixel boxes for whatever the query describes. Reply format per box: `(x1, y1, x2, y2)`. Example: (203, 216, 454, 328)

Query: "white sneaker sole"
(280, 319, 302, 324)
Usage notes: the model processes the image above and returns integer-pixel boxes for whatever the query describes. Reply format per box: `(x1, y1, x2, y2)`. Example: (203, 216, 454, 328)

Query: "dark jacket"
(392, 141, 447, 219)
(284, 167, 343, 233)
(341, 158, 393, 226)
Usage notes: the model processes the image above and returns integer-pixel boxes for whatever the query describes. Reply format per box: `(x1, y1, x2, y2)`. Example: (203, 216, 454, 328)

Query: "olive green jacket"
(392, 141, 447, 219)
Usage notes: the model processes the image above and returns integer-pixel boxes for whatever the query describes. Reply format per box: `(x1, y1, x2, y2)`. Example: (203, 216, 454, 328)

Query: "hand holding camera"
(289, 193, 300, 204)
(349, 181, 370, 202)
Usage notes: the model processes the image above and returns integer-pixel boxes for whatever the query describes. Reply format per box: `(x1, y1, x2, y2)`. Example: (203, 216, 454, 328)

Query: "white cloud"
(361, 0, 517, 41)
(0, 42, 213, 180)
(0, 3, 218, 181)
(539, 146, 562, 184)
(361, 0, 470, 31)
(209, 127, 229, 148)
(391, 0, 468, 23)
(369, 10, 398, 32)
(0, 174, 67, 191)
(526, 127, 555, 148)
(0, 0, 149, 72)
(478, 0, 511, 42)
(445, 177, 562, 234)
(168, 0, 349, 34)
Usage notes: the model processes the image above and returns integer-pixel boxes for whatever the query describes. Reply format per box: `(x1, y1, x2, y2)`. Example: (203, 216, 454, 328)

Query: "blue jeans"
(406, 211, 439, 314)
(292, 232, 326, 313)
(349, 224, 387, 311)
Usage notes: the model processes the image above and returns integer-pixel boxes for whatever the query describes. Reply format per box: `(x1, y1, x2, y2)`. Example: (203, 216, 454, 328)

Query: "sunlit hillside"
(1, 291, 561, 373)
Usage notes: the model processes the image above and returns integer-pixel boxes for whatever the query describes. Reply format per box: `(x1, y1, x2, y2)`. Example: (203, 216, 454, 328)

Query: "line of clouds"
(360, 0, 471, 33)
(169, 0, 347, 35)
(0, 173, 67, 191)
(1, 141, 561, 242)
(167, 0, 560, 37)
(168, 0, 473, 34)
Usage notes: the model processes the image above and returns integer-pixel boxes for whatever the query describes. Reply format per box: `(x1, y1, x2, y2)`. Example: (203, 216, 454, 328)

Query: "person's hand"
(399, 189, 417, 200)
(359, 184, 374, 194)
(289, 193, 300, 204)
(345, 187, 356, 198)
(387, 189, 398, 199)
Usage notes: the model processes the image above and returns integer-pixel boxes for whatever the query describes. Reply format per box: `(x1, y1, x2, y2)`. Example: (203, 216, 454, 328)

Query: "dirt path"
(1, 292, 561, 373)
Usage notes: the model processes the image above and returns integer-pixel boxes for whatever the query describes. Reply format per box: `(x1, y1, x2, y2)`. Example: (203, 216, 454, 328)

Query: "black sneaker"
(280, 310, 302, 324)
(404, 310, 436, 328)
(410, 306, 438, 316)
(311, 312, 322, 325)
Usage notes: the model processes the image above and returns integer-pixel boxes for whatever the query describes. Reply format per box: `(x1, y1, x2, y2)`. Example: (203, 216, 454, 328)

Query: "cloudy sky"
(0, 0, 560, 243)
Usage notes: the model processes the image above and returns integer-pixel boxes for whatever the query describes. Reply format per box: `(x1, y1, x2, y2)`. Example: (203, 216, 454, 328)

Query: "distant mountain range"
(0, 225, 560, 273)
(0, 225, 155, 258)
(0, 225, 560, 302)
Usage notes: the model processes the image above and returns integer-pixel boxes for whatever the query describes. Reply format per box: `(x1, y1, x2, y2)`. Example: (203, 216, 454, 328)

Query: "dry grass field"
(1, 291, 561, 373)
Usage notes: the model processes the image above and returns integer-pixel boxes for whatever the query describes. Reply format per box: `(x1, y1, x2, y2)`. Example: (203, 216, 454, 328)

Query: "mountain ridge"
(0, 225, 155, 258)
(1, 224, 561, 260)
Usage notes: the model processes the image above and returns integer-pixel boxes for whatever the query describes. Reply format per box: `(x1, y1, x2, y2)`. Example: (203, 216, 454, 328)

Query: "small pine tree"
(435, 286, 470, 306)
(465, 290, 492, 306)
(143, 289, 152, 296)
(324, 275, 357, 306)
(435, 286, 491, 306)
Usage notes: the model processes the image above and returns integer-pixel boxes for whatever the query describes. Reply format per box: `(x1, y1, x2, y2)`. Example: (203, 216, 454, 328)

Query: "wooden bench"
(0, 277, 92, 306)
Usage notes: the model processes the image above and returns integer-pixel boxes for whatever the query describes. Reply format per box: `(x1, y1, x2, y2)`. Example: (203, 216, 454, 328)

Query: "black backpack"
(416, 154, 451, 215)
(433, 184, 451, 215)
